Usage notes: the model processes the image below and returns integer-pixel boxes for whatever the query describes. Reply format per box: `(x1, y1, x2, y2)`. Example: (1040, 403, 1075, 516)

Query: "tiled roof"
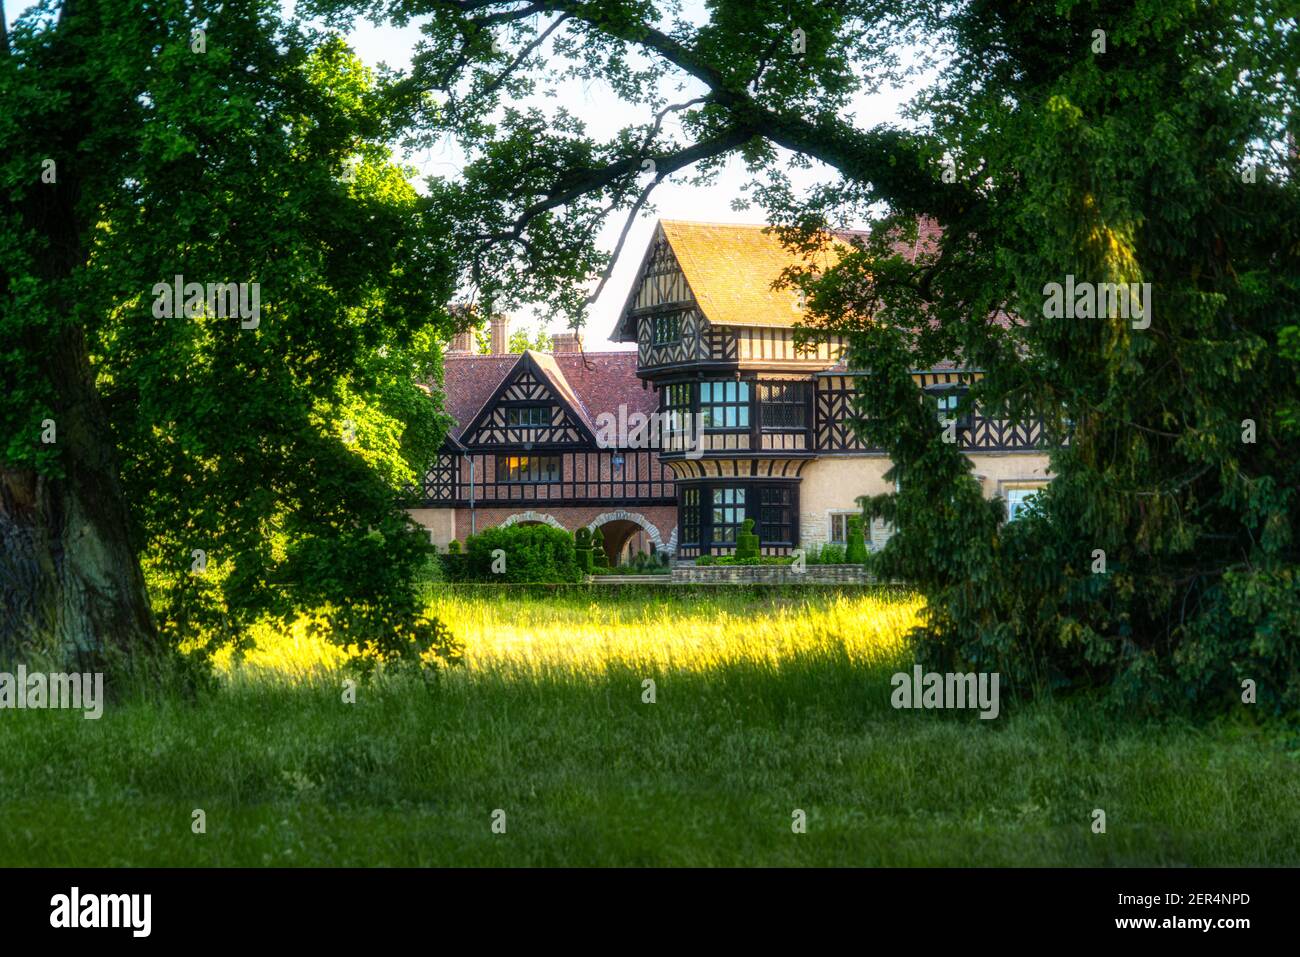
(613, 219, 945, 338)
(440, 349, 653, 442)
(659, 220, 847, 330)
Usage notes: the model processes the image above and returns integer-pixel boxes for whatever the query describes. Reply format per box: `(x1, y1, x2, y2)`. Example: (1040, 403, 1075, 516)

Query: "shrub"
(447, 539, 461, 554)
(574, 527, 593, 574)
(459, 524, 582, 583)
(439, 553, 471, 581)
(736, 518, 760, 560)
(694, 554, 794, 567)
(845, 516, 868, 564)
(592, 539, 609, 569)
(817, 543, 847, 565)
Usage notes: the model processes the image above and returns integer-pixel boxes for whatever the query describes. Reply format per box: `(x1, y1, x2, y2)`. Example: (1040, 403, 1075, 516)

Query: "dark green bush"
(736, 518, 760, 561)
(693, 554, 795, 567)
(591, 563, 670, 576)
(574, 527, 593, 574)
(458, 524, 582, 583)
(845, 516, 868, 564)
(817, 543, 847, 565)
(439, 553, 471, 581)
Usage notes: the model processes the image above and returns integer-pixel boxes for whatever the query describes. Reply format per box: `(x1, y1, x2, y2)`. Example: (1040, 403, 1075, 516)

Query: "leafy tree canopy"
(1, 0, 459, 667)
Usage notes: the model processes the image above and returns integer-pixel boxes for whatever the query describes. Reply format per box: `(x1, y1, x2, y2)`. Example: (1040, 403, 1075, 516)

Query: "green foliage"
(629, 547, 663, 571)
(0, 2, 459, 662)
(458, 524, 582, 583)
(590, 563, 669, 576)
(574, 528, 594, 574)
(845, 516, 868, 565)
(447, 540, 461, 554)
(694, 555, 794, 567)
(592, 538, 609, 569)
(508, 324, 553, 353)
(829, 2, 1300, 715)
(815, 544, 848, 565)
(735, 518, 760, 561)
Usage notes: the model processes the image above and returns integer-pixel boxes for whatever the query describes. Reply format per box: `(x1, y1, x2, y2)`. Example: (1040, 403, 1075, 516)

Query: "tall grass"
(0, 586, 1296, 866)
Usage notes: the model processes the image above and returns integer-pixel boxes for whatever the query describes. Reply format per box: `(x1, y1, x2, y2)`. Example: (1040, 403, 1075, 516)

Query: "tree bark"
(0, 323, 157, 666)
(0, 0, 157, 666)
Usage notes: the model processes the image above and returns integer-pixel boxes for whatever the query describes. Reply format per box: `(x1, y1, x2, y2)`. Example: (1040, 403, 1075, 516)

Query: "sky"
(7, 1, 930, 348)
(338, 11, 930, 347)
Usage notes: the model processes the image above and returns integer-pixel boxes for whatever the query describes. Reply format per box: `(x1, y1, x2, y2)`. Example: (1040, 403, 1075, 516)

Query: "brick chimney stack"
(551, 331, 583, 353)
(447, 330, 474, 354)
(489, 314, 511, 354)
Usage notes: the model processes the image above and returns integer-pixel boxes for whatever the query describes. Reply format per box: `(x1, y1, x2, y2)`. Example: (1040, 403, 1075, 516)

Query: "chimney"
(447, 330, 474, 354)
(489, 314, 511, 354)
(551, 331, 583, 353)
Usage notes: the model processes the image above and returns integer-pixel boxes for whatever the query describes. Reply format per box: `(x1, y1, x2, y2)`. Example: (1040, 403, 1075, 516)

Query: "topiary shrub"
(845, 515, 868, 564)
(447, 539, 461, 554)
(735, 517, 760, 560)
(592, 539, 609, 569)
(460, 524, 582, 582)
(574, 527, 593, 574)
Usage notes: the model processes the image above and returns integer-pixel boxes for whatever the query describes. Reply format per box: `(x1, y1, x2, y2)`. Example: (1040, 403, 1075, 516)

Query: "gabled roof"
(658, 220, 846, 331)
(440, 349, 654, 446)
(613, 218, 945, 341)
(527, 351, 596, 436)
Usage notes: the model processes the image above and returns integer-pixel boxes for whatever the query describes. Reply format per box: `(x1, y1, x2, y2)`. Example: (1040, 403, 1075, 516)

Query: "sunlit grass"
(211, 586, 924, 683)
(432, 588, 922, 675)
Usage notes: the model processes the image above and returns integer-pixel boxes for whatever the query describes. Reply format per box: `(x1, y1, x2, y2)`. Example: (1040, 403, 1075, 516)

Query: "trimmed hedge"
(444, 524, 582, 583)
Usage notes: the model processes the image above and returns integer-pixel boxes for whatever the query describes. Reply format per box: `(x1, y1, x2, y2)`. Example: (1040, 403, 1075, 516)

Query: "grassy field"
(1, 585, 1297, 866)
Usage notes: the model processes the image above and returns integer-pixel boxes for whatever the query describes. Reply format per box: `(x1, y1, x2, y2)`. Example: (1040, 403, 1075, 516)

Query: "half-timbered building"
(608, 220, 1054, 559)
(409, 325, 679, 561)
(414, 219, 1053, 562)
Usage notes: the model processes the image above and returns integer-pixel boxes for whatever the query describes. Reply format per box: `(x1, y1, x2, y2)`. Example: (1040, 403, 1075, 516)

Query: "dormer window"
(507, 406, 550, 429)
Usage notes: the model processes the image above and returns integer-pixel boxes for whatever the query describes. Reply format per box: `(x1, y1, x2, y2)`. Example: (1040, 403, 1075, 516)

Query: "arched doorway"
(587, 510, 666, 566)
(594, 519, 643, 566)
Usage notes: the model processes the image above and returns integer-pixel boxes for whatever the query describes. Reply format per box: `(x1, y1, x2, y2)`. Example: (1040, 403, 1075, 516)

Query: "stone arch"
(586, 510, 668, 564)
(500, 511, 566, 531)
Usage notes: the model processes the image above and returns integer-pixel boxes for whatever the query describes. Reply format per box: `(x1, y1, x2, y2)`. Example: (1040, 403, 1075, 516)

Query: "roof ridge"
(660, 219, 774, 229)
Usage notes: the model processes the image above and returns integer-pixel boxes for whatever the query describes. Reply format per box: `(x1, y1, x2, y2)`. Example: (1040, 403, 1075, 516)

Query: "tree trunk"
(0, 0, 157, 666)
(0, 323, 156, 666)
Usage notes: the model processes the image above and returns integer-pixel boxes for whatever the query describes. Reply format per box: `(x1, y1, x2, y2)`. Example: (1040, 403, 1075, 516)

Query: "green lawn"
(1, 586, 1296, 866)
